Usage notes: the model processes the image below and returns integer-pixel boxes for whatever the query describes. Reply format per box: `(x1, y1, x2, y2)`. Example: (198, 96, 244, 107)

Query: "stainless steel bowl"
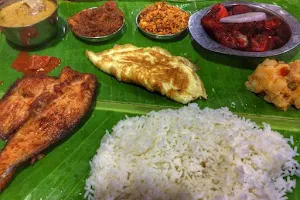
(136, 8, 189, 40)
(70, 7, 125, 43)
(0, 0, 58, 47)
(189, 2, 300, 57)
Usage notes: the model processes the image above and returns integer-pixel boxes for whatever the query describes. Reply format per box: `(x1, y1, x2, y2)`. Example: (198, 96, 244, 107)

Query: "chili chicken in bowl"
(201, 3, 290, 52)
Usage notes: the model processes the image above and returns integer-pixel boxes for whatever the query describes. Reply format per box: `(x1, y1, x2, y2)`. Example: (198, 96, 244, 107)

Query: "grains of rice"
(85, 104, 300, 200)
(290, 135, 294, 145)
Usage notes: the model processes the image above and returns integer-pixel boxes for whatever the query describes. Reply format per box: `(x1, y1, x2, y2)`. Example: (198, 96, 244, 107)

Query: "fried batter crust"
(245, 59, 300, 111)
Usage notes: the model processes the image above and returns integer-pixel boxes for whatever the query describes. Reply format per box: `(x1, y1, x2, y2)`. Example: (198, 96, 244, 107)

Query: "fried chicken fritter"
(0, 67, 97, 192)
(245, 59, 300, 111)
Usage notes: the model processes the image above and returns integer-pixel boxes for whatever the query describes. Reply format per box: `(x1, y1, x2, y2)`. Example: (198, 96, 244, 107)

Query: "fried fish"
(86, 44, 207, 104)
(0, 67, 97, 192)
(0, 76, 57, 140)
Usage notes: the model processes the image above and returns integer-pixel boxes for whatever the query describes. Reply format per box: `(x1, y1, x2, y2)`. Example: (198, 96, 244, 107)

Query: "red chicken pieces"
(201, 4, 290, 52)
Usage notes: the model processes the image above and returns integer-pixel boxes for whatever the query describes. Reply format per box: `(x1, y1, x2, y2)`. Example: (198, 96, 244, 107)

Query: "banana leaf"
(0, 0, 299, 199)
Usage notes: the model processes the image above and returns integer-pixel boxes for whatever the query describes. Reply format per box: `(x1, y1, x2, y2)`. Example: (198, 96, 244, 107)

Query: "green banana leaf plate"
(0, 0, 299, 199)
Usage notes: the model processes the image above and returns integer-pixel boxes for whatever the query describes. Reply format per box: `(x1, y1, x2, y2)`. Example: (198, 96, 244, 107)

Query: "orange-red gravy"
(12, 52, 60, 75)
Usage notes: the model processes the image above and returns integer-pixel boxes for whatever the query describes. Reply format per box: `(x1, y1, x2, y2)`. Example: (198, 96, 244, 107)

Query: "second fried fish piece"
(86, 44, 207, 104)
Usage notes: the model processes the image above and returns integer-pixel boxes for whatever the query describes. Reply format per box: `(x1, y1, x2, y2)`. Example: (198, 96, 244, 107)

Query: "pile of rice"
(85, 104, 300, 200)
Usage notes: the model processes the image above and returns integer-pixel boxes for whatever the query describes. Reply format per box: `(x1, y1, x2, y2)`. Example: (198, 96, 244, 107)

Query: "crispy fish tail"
(0, 167, 15, 192)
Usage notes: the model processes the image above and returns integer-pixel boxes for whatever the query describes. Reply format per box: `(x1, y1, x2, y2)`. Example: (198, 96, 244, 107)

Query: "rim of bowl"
(70, 7, 125, 40)
(0, 0, 58, 29)
(136, 5, 190, 39)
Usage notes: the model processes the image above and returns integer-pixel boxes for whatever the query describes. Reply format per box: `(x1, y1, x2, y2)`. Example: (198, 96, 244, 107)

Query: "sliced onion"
(24, 0, 45, 15)
(220, 12, 267, 23)
(24, 0, 39, 9)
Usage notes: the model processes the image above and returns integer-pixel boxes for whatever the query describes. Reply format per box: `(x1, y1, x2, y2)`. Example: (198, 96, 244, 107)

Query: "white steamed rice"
(85, 104, 300, 200)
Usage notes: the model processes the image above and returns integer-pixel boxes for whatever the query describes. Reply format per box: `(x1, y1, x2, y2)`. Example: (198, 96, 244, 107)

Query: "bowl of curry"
(0, 0, 58, 47)
(67, 1, 125, 42)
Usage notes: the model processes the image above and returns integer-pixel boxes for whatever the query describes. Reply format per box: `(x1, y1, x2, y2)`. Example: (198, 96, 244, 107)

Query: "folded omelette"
(86, 44, 207, 104)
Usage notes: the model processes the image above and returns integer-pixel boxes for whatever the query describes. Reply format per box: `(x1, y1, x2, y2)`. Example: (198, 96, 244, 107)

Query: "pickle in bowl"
(67, 1, 125, 42)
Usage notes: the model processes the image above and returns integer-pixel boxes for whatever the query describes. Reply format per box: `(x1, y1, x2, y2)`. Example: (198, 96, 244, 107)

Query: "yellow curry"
(0, 0, 57, 27)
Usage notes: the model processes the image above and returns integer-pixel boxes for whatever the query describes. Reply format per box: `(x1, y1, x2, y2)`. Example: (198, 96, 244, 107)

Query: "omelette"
(86, 44, 207, 104)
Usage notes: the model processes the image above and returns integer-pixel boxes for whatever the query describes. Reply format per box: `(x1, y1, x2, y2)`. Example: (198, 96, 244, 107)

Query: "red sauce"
(279, 67, 290, 76)
(12, 52, 60, 75)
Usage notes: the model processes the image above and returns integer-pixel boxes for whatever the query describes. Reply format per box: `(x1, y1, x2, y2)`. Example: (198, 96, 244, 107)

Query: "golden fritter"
(245, 59, 300, 111)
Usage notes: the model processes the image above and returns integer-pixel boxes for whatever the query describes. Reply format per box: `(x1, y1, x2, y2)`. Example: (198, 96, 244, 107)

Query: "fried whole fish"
(0, 76, 57, 140)
(86, 44, 207, 104)
(0, 67, 97, 192)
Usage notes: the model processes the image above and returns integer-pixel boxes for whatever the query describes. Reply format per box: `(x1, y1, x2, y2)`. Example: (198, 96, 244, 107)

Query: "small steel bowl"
(69, 7, 125, 42)
(0, 0, 58, 47)
(136, 7, 189, 40)
(189, 2, 300, 57)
